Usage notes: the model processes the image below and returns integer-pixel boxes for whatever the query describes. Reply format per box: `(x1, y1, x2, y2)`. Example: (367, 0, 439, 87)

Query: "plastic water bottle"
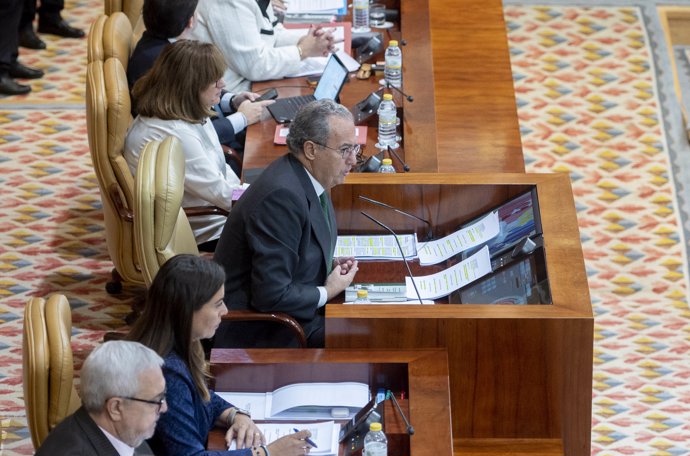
(353, 289, 371, 303)
(363, 422, 387, 456)
(384, 40, 402, 88)
(353, 0, 370, 32)
(378, 158, 396, 173)
(376, 94, 398, 149)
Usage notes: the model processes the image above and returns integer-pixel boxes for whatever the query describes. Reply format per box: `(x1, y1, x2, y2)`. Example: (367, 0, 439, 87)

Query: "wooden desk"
(245, 0, 522, 174)
(325, 173, 592, 456)
(207, 349, 453, 456)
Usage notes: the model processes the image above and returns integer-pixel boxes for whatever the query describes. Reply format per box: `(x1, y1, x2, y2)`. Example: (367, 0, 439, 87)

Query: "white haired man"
(35, 341, 167, 455)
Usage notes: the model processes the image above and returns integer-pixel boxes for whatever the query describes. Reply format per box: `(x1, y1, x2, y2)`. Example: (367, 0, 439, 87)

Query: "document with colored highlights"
(335, 234, 417, 260)
(416, 211, 499, 266)
(405, 246, 492, 300)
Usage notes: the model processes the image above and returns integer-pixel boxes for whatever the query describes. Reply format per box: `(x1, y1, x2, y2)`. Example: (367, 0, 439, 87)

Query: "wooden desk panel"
(326, 173, 592, 456)
(426, 0, 524, 173)
(244, 0, 521, 174)
(208, 349, 453, 456)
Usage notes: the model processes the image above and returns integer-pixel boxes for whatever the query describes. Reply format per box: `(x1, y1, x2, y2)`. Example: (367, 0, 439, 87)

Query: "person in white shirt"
(34, 341, 167, 456)
(190, 0, 337, 93)
(125, 40, 248, 250)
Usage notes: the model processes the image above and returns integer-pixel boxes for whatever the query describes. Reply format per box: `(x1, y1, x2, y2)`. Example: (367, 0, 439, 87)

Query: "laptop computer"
(267, 53, 350, 123)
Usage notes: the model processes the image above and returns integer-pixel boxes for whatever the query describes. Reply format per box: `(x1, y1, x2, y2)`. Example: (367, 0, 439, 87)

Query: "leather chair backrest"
(104, 0, 143, 28)
(135, 136, 199, 286)
(87, 15, 107, 64)
(23, 295, 81, 449)
(103, 12, 133, 70)
(86, 58, 142, 285)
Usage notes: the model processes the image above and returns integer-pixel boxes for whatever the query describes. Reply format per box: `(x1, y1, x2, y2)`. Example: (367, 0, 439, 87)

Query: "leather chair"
(104, 0, 143, 28)
(86, 57, 143, 292)
(87, 15, 107, 64)
(134, 136, 307, 347)
(87, 12, 133, 71)
(23, 295, 81, 449)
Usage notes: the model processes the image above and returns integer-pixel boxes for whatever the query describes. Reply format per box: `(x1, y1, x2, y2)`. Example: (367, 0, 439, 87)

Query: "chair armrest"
(183, 206, 230, 217)
(222, 310, 308, 348)
(222, 144, 243, 170)
(109, 183, 133, 222)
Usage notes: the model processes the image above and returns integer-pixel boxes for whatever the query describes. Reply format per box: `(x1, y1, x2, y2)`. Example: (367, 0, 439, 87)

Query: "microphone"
(387, 390, 414, 435)
(358, 195, 432, 241)
(386, 81, 413, 102)
(387, 145, 410, 172)
(361, 211, 424, 305)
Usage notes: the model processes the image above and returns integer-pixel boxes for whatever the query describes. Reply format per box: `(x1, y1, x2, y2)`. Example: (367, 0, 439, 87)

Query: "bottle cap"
(357, 289, 369, 298)
(383, 93, 393, 101)
(381, 158, 393, 165)
(369, 422, 382, 432)
(389, 40, 398, 46)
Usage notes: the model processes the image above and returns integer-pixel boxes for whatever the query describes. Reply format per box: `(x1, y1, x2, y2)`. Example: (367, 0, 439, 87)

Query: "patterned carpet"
(1, 1, 689, 455)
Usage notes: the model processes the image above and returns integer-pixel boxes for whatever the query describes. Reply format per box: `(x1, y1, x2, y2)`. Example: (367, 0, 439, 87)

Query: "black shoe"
(19, 27, 47, 50)
(9, 63, 44, 80)
(0, 75, 31, 95)
(38, 18, 85, 38)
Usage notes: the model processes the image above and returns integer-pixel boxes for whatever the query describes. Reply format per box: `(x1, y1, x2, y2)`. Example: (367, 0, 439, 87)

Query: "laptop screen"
(314, 54, 349, 100)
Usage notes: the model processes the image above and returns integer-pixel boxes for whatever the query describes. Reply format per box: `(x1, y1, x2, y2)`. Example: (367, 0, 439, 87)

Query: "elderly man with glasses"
(35, 341, 167, 456)
(214, 99, 359, 348)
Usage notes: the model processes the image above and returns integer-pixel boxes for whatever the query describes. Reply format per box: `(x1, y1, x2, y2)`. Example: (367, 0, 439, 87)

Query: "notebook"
(267, 53, 349, 123)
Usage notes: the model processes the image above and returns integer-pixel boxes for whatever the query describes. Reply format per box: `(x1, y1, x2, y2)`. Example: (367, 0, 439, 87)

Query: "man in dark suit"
(35, 341, 167, 456)
(0, 0, 44, 95)
(19, 0, 85, 50)
(214, 99, 359, 348)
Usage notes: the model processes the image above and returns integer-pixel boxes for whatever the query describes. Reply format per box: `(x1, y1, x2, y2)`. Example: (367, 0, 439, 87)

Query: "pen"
(293, 428, 318, 448)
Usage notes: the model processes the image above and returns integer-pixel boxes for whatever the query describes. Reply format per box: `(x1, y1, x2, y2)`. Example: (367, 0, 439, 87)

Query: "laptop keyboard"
(270, 95, 315, 122)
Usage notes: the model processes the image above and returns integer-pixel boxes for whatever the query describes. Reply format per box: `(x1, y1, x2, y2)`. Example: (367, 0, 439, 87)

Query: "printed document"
(335, 234, 417, 260)
(405, 245, 492, 300)
(231, 421, 340, 456)
(286, 0, 345, 13)
(416, 212, 499, 266)
(217, 382, 369, 420)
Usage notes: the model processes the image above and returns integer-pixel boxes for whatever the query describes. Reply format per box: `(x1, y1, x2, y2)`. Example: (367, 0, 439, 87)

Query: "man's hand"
(334, 257, 356, 275)
(324, 260, 358, 300)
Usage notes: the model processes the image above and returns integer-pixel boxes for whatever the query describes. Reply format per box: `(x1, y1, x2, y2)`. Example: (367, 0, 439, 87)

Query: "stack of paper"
(217, 382, 369, 421)
(334, 234, 417, 260)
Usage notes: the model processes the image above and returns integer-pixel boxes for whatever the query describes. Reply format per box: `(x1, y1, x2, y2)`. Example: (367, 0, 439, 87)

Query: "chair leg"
(106, 268, 123, 294)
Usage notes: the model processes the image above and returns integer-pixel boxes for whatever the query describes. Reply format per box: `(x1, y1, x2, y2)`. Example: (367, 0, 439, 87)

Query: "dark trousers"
(0, 0, 22, 73)
(20, 0, 65, 31)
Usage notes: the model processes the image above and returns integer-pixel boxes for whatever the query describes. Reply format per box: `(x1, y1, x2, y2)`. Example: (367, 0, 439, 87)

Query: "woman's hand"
(238, 99, 275, 125)
(225, 413, 265, 449)
(297, 26, 336, 59)
(267, 430, 314, 456)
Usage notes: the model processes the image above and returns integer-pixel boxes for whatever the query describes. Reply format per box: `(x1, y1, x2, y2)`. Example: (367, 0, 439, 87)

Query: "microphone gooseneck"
(358, 195, 432, 241)
(360, 211, 424, 305)
(386, 390, 415, 435)
(386, 81, 413, 102)
(387, 145, 410, 172)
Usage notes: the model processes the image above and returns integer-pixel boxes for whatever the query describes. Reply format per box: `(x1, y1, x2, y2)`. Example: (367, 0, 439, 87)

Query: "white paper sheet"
(231, 421, 340, 456)
(405, 246, 492, 300)
(335, 234, 417, 259)
(416, 212, 500, 266)
(286, 0, 345, 13)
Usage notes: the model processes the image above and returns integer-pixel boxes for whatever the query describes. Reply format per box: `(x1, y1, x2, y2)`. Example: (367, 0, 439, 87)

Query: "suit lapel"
(73, 407, 120, 455)
(287, 155, 334, 274)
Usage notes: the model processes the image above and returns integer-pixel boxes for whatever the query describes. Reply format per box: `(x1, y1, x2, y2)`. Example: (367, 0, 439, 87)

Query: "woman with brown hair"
(125, 40, 246, 251)
(127, 254, 312, 456)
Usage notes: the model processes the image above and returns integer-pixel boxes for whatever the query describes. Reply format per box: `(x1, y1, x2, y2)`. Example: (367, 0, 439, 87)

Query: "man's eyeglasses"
(122, 395, 167, 413)
(312, 141, 361, 159)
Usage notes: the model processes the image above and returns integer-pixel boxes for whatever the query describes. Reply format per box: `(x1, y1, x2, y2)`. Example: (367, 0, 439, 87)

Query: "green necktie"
(319, 192, 333, 274)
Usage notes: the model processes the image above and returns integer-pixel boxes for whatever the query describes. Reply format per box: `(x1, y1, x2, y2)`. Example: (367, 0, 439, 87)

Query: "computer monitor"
(458, 247, 551, 304)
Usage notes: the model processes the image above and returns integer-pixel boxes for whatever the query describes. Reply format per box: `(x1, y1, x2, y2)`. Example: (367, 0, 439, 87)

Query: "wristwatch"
(235, 407, 251, 419)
